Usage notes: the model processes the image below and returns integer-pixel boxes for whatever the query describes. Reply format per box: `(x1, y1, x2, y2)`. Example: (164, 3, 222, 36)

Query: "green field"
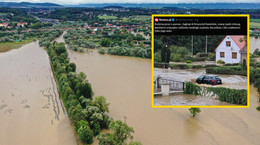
(250, 22, 260, 29)
(131, 15, 151, 22)
(250, 19, 260, 23)
(98, 15, 118, 20)
(0, 40, 33, 53)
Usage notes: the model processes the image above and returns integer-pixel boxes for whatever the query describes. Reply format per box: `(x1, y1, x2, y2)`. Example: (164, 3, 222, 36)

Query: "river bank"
(0, 41, 77, 145)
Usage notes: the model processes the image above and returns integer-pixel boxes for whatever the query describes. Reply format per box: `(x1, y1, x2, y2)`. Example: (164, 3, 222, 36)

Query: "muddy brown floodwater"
(67, 50, 260, 145)
(55, 32, 260, 145)
(0, 41, 77, 145)
(250, 37, 260, 53)
(154, 68, 247, 90)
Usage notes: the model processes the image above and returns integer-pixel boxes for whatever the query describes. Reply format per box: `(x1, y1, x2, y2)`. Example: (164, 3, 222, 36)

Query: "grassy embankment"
(0, 39, 35, 53)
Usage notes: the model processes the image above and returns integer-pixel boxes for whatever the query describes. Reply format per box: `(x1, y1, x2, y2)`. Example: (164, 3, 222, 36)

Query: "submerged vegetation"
(189, 108, 201, 117)
(63, 29, 151, 58)
(184, 82, 247, 105)
(39, 30, 63, 47)
(184, 82, 201, 95)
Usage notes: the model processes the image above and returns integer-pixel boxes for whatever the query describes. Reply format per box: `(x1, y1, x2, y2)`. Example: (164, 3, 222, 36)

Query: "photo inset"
(152, 15, 249, 107)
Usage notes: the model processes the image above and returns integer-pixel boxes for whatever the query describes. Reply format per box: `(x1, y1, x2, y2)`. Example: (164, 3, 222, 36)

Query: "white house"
(215, 35, 246, 64)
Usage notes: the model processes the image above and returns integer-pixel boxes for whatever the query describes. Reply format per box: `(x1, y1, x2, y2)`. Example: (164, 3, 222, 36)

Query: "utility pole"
(191, 35, 193, 56)
(205, 35, 208, 53)
(165, 44, 167, 68)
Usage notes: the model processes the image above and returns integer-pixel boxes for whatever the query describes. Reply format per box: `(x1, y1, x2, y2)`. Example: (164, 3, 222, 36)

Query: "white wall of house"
(215, 35, 241, 64)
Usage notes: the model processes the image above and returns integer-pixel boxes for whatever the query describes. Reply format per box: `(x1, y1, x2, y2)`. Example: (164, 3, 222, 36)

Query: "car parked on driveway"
(196, 75, 222, 85)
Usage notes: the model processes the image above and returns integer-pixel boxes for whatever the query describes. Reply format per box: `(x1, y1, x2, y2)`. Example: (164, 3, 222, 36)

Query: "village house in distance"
(215, 35, 247, 64)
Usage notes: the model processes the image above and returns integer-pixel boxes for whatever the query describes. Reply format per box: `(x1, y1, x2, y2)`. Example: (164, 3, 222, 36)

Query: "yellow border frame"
(151, 14, 250, 108)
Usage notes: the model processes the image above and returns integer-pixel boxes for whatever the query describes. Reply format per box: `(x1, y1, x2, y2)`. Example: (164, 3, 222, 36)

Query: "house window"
(220, 52, 225, 58)
(232, 52, 237, 59)
(226, 41, 231, 47)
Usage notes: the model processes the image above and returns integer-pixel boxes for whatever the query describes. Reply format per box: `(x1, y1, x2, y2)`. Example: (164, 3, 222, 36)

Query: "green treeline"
(154, 35, 224, 63)
(39, 30, 63, 47)
(249, 56, 260, 111)
(63, 29, 151, 58)
(184, 82, 247, 105)
(206, 65, 247, 76)
(44, 40, 141, 144)
(64, 29, 102, 52)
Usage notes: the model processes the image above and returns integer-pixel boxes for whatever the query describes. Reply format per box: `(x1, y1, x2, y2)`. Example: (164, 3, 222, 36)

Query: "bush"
(189, 108, 201, 117)
(98, 48, 106, 54)
(186, 60, 192, 63)
(77, 125, 94, 144)
(196, 53, 208, 57)
(170, 64, 189, 69)
(191, 57, 206, 62)
(191, 65, 203, 69)
(184, 82, 201, 95)
(170, 54, 182, 62)
(257, 106, 260, 111)
(217, 59, 225, 64)
(207, 53, 215, 61)
(206, 66, 246, 76)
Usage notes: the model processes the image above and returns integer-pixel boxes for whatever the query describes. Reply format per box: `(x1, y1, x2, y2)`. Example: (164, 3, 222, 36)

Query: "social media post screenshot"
(152, 15, 249, 108)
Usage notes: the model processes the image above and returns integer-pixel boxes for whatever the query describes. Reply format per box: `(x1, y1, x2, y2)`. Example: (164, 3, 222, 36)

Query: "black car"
(196, 75, 222, 85)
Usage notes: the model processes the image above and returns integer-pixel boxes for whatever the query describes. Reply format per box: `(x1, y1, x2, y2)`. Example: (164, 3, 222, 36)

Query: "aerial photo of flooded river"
(52, 33, 260, 145)
(0, 32, 259, 145)
(0, 41, 77, 145)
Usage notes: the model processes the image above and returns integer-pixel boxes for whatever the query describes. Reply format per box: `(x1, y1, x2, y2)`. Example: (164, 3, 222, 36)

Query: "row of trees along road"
(44, 40, 142, 144)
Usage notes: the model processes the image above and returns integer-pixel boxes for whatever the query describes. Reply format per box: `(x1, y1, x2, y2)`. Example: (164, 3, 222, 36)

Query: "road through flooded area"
(154, 68, 247, 90)
(0, 41, 77, 145)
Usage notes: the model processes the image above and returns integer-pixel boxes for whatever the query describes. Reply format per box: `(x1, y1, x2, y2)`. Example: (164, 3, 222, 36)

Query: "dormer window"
(226, 41, 231, 47)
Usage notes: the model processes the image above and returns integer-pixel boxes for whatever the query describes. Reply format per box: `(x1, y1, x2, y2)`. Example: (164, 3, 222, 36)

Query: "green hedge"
(184, 82, 247, 105)
(206, 66, 247, 76)
(184, 82, 201, 95)
(206, 87, 247, 105)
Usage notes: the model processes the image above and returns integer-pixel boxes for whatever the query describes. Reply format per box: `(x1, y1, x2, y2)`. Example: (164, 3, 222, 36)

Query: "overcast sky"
(1, 0, 260, 5)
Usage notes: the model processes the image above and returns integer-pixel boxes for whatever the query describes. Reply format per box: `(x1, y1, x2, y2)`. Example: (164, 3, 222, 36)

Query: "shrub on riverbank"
(106, 46, 151, 58)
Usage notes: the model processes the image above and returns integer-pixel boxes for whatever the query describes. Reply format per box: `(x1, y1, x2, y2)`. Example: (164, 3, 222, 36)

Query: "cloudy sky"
(0, 0, 259, 5)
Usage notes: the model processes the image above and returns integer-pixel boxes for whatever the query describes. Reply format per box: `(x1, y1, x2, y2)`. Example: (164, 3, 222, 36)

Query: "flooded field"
(0, 41, 77, 145)
(250, 37, 260, 53)
(66, 49, 260, 145)
(154, 93, 232, 106)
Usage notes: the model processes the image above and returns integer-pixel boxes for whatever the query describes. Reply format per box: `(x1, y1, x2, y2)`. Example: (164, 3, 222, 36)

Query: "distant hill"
(65, 3, 260, 9)
(103, 6, 125, 9)
(0, 2, 62, 8)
